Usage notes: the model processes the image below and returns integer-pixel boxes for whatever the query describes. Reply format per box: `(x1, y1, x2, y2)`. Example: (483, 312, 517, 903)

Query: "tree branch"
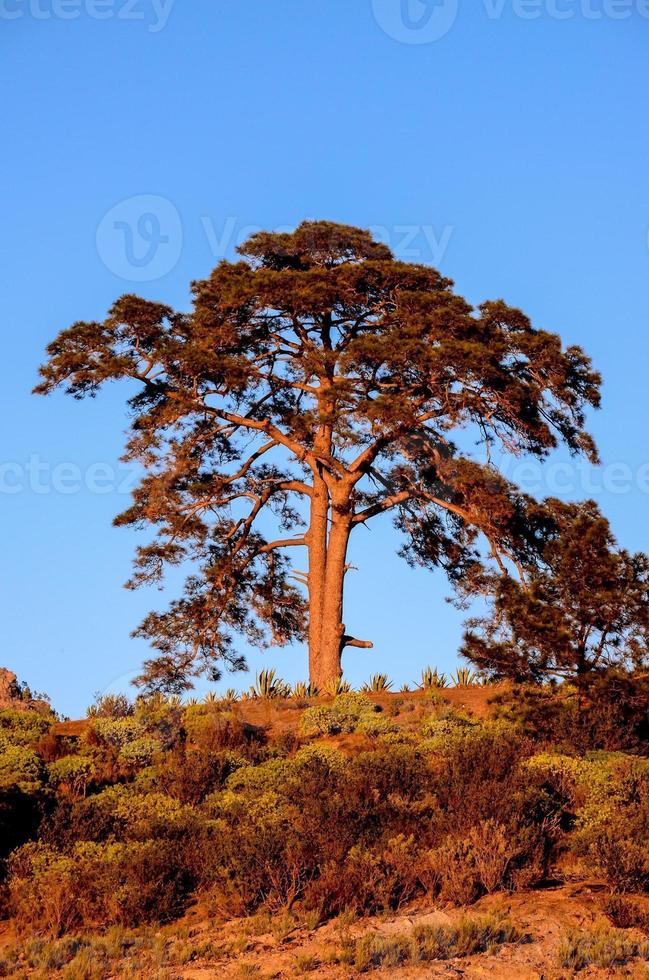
(257, 536, 308, 555)
(341, 635, 374, 650)
(352, 490, 413, 525)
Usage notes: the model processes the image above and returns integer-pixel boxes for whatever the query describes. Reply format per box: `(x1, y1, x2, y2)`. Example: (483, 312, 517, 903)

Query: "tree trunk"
(307, 469, 329, 684)
(310, 509, 351, 690)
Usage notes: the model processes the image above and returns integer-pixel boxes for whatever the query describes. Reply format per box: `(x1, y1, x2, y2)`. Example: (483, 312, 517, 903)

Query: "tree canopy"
(35, 221, 601, 690)
(462, 499, 649, 686)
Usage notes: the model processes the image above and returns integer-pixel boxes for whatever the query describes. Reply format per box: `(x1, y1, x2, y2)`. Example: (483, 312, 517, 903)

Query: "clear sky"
(1, 1, 648, 716)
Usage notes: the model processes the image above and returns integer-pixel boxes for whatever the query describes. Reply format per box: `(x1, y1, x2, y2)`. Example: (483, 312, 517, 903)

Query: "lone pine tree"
(35, 222, 601, 691)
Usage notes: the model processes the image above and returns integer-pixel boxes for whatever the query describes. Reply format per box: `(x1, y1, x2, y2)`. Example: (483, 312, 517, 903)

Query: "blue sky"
(1, 1, 648, 716)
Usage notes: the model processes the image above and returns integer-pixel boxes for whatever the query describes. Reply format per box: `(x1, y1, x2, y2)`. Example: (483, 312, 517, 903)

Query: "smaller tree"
(461, 499, 649, 690)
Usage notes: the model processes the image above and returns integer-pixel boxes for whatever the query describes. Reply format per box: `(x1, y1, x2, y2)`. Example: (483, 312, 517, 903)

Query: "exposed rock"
(0, 668, 50, 714)
(0, 668, 20, 707)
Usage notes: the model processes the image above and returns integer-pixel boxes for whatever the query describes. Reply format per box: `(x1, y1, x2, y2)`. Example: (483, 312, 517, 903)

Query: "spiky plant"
(418, 667, 449, 690)
(222, 688, 240, 705)
(293, 681, 319, 699)
(167, 695, 183, 708)
(362, 673, 393, 693)
(323, 677, 352, 697)
(400, 683, 412, 693)
(203, 691, 220, 704)
(185, 697, 199, 707)
(249, 668, 291, 700)
(451, 667, 479, 687)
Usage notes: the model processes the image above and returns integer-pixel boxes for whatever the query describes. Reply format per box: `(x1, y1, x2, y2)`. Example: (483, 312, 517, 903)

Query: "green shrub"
(41, 784, 201, 851)
(421, 711, 477, 741)
(89, 717, 144, 751)
(0, 746, 45, 794)
(0, 709, 52, 748)
(8, 845, 79, 936)
(344, 913, 522, 971)
(300, 693, 379, 737)
(86, 693, 134, 719)
(425, 820, 517, 904)
(557, 925, 649, 971)
(118, 735, 160, 768)
(492, 673, 649, 753)
(47, 756, 95, 796)
(9, 839, 191, 935)
(356, 715, 398, 738)
(182, 706, 259, 754)
(566, 755, 649, 891)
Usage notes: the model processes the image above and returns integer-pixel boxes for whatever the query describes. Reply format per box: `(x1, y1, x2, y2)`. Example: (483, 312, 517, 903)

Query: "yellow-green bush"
(9, 839, 191, 936)
(300, 692, 381, 736)
(526, 752, 649, 892)
(0, 746, 45, 795)
(0, 709, 52, 749)
(557, 925, 649, 971)
(341, 912, 522, 971)
(47, 756, 96, 796)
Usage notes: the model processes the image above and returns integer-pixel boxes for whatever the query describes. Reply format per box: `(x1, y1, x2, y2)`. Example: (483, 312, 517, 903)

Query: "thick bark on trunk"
(309, 511, 351, 690)
(307, 470, 329, 683)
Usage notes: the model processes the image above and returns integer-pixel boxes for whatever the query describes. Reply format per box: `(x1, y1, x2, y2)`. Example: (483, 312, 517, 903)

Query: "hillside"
(51, 684, 501, 741)
(0, 678, 648, 978)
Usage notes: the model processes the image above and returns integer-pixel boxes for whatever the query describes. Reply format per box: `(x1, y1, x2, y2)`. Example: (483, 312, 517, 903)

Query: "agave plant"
(249, 668, 291, 700)
(166, 695, 183, 708)
(418, 667, 449, 690)
(323, 677, 352, 697)
(292, 681, 319, 699)
(400, 683, 412, 693)
(362, 673, 393, 693)
(203, 691, 220, 704)
(451, 667, 479, 687)
(184, 697, 199, 707)
(221, 688, 240, 705)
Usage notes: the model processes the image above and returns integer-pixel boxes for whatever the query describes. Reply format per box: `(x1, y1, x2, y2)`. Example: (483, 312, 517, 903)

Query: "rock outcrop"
(0, 668, 50, 714)
(0, 668, 21, 707)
